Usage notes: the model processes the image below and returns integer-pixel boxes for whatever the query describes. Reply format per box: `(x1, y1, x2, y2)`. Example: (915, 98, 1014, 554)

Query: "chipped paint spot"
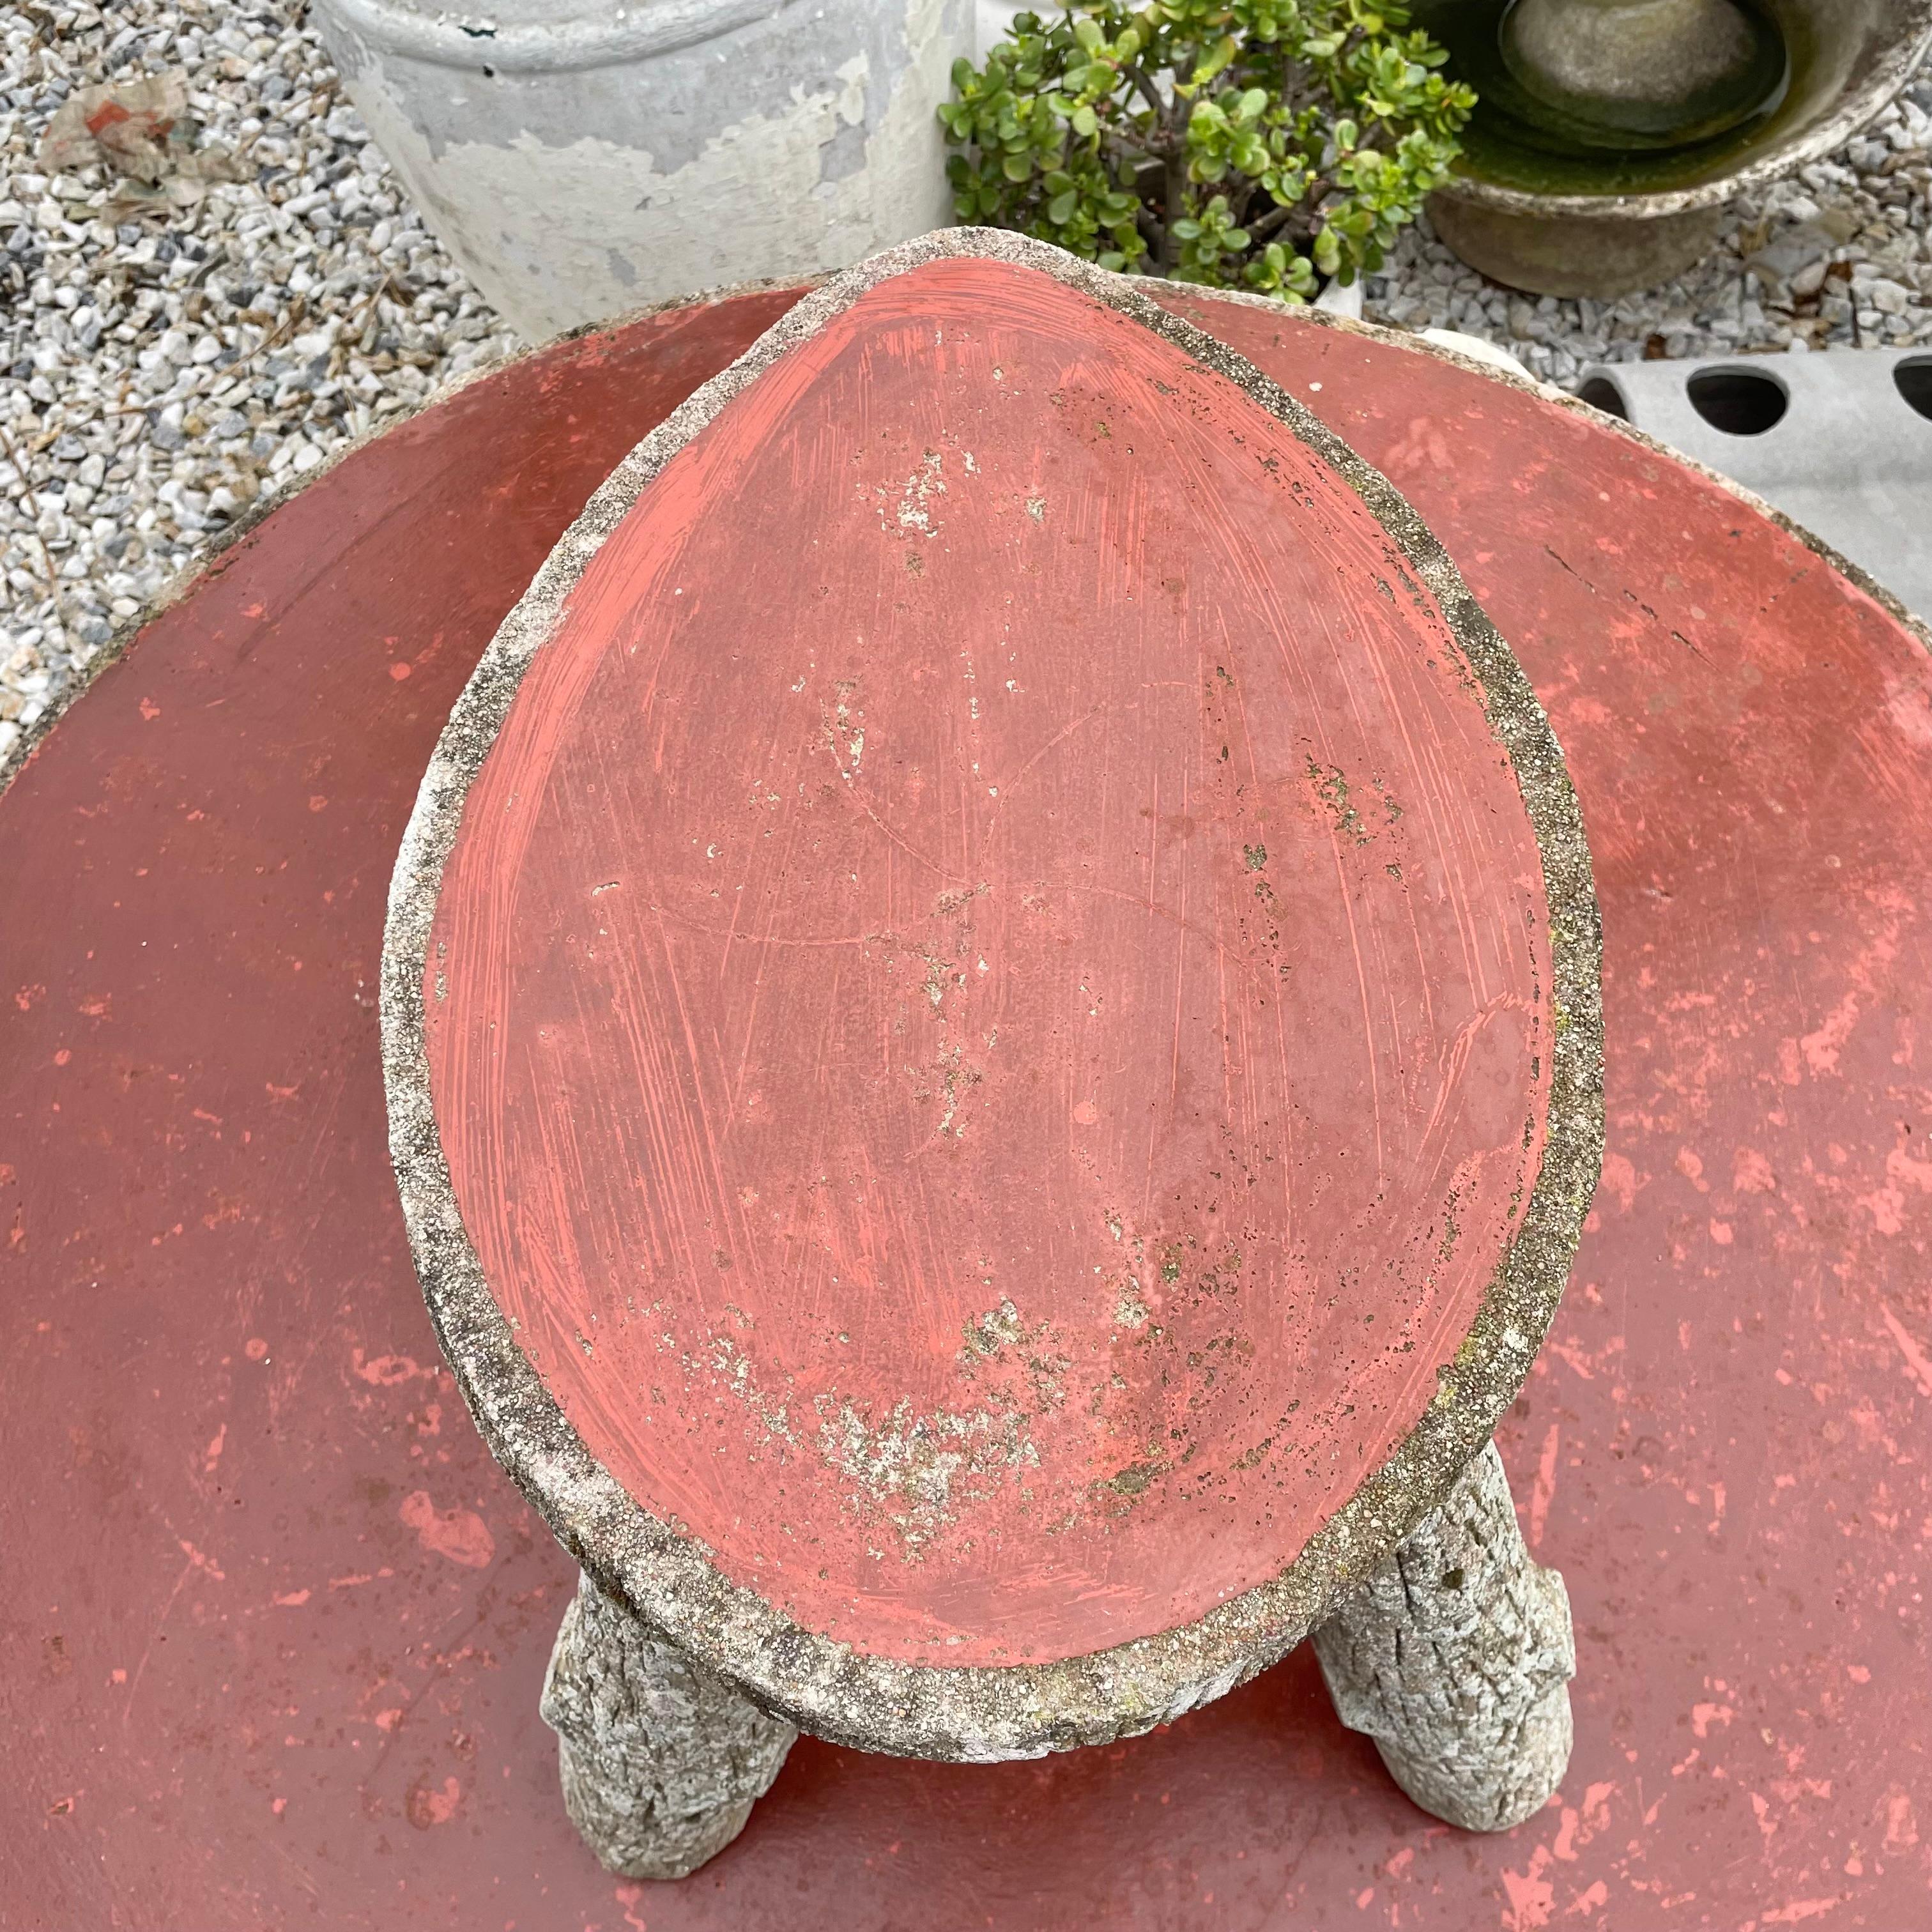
(406, 1775, 462, 1829)
(399, 1491, 495, 1568)
(881, 448, 945, 537)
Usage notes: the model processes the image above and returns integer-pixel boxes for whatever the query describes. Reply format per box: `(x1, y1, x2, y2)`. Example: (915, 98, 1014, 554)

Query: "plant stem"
(1155, 77, 1197, 276)
(1160, 152, 1186, 272)
(1116, 59, 1168, 125)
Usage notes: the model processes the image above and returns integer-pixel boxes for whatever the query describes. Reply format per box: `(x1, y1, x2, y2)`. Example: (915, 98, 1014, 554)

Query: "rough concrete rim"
(1434, 3, 1932, 220)
(375, 226, 1604, 1762)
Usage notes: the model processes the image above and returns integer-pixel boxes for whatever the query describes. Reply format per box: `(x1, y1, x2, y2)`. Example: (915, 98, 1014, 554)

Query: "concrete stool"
(380, 231, 1604, 1876)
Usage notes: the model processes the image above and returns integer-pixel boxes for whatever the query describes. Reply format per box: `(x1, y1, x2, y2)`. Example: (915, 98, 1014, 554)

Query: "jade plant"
(939, 2, 1475, 301)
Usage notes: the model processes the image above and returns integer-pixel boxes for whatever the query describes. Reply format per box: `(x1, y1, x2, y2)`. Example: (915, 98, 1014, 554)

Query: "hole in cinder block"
(1578, 375, 1629, 420)
(1687, 367, 1788, 436)
(1896, 357, 1932, 424)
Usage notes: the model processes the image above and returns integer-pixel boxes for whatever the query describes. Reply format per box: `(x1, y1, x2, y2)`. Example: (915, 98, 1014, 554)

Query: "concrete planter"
(314, 0, 971, 340)
(1423, 0, 1932, 298)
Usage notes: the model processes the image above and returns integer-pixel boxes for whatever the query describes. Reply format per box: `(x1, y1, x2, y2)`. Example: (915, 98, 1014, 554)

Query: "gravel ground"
(4, 5, 1929, 765)
(0, 0, 520, 764)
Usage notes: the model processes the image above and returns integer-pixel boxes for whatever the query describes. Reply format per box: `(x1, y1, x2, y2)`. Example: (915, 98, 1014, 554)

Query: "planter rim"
(1436, 6, 1932, 222)
(316, 0, 804, 73)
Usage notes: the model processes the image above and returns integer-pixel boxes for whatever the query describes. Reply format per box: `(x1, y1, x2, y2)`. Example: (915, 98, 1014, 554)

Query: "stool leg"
(539, 1570, 797, 1878)
(1311, 1439, 1575, 1832)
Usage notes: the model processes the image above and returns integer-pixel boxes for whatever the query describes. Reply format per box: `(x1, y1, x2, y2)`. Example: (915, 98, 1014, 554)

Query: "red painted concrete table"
(380, 234, 1604, 1875)
(6, 263, 1929, 1931)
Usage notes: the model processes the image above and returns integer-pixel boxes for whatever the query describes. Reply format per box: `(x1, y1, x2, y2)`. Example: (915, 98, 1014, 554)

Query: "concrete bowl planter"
(312, 0, 971, 340)
(1415, 0, 1932, 298)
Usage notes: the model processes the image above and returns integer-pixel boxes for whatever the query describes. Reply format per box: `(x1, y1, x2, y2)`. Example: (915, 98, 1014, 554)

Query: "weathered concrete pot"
(1427, 0, 1932, 298)
(313, 0, 971, 340)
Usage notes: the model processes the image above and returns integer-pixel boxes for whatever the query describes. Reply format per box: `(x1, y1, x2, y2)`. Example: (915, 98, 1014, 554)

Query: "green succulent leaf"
(936, 0, 1472, 305)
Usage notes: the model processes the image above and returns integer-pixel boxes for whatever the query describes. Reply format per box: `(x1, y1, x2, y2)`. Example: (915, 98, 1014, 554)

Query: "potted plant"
(941, 1, 1473, 302)
(1407, 0, 1932, 298)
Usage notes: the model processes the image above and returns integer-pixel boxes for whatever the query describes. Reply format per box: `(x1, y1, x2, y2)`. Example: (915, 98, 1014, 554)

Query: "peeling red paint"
(405, 1774, 462, 1828)
(351, 1349, 428, 1386)
(397, 1490, 494, 1568)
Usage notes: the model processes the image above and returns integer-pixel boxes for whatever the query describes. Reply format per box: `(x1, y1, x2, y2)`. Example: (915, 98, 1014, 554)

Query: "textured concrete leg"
(539, 1572, 798, 1880)
(1312, 1440, 1576, 1832)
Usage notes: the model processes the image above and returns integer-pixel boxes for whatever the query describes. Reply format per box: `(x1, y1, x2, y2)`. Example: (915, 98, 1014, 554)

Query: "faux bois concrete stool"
(379, 231, 1606, 1877)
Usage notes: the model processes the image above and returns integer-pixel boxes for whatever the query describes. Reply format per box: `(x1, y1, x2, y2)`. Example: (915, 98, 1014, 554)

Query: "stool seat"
(384, 232, 1600, 1763)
